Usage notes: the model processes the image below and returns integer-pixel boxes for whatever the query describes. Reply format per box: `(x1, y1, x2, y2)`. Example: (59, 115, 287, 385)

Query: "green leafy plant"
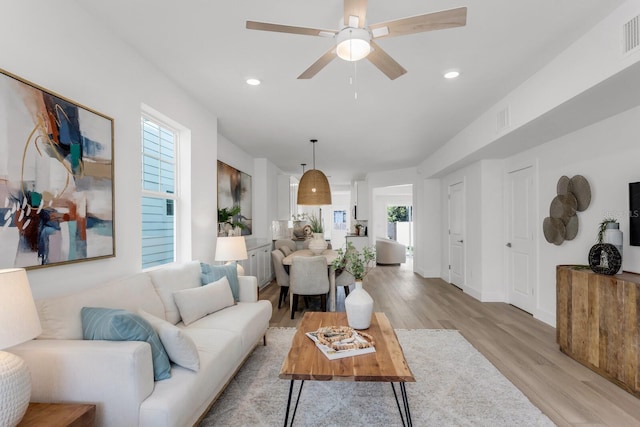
(218, 206, 245, 229)
(291, 213, 307, 222)
(307, 213, 323, 233)
(597, 217, 618, 243)
(331, 242, 376, 280)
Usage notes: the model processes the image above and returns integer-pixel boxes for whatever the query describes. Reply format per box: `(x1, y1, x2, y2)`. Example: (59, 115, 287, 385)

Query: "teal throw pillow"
(200, 262, 239, 301)
(81, 307, 171, 381)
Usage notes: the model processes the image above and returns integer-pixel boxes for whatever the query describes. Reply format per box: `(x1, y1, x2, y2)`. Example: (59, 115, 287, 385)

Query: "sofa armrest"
(9, 339, 155, 427)
(238, 275, 258, 302)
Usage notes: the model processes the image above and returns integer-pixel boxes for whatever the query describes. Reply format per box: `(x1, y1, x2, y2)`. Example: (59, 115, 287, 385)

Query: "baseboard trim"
(534, 308, 556, 328)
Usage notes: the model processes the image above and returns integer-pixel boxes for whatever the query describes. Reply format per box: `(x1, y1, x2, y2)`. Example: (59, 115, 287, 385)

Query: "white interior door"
(448, 181, 465, 288)
(506, 166, 536, 314)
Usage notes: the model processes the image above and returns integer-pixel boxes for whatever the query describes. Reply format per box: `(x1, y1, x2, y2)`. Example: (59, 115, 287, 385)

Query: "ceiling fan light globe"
(336, 28, 371, 61)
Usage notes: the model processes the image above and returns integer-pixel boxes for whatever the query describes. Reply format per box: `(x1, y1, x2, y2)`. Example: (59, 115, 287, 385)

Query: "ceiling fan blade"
(344, 0, 368, 28)
(367, 41, 407, 80)
(369, 7, 467, 39)
(298, 47, 337, 79)
(246, 21, 337, 37)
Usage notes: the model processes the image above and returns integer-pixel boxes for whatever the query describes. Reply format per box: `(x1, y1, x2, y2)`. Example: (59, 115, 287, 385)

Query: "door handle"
(457, 240, 463, 243)
(506, 242, 512, 247)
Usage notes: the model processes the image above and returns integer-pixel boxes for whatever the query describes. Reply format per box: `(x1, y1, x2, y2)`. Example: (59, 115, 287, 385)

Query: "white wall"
(510, 104, 640, 325)
(1, 2, 218, 298)
(420, 1, 640, 178)
(437, 106, 640, 326)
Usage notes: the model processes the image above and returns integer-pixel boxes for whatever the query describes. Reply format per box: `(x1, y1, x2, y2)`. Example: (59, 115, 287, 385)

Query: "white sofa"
(8, 261, 272, 427)
(375, 238, 407, 265)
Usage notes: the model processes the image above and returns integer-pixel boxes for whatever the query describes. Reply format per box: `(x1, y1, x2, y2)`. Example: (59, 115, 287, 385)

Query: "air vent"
(497, 106, 511, 132)
(623, 15, 639, 54)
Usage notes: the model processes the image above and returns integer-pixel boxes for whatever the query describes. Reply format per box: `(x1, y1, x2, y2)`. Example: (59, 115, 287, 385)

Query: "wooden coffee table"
(279, 312, 415, 426)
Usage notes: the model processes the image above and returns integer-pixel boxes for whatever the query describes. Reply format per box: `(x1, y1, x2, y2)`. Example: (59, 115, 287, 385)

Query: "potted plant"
(597, 217, 619, 243)
(331, 241, 376, 281)
(307, 212, 323, 234)
(218, 206, 244, 236)
(331, 241, 376, 329)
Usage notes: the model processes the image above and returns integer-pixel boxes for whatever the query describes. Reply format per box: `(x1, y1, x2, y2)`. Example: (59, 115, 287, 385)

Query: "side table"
(18, 403, 96, 427)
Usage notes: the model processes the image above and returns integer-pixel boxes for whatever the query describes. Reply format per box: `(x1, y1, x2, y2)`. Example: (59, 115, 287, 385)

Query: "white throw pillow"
(173, 276, 235, 326)
(138, 309, 200, 372)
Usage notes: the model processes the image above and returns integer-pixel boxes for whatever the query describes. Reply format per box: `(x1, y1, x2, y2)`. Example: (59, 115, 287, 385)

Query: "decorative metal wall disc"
(556, 176, 571, 196)
(564, 215, 579, 240)
(549, 194, 577, 219)
(569, 175, 591, 211)
(543, 217, 566, 245)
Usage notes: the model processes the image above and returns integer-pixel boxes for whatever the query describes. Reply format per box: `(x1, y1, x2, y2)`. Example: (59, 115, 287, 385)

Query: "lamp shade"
(297, 169, 332, 205)
(214, 236, 248, 262)
(0, 268, 41, 426)
(0, 268, 41, 349)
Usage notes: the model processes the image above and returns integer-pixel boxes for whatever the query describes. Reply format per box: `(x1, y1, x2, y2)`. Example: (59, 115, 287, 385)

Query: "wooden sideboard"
(556, 265, 639, 398)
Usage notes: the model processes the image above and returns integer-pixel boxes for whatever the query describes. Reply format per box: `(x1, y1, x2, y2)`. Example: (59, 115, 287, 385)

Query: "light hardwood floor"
(260, 260, 640, 427)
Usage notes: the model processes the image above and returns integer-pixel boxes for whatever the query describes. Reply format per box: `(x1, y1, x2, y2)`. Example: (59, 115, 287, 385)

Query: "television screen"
(630, 182, 640, 246)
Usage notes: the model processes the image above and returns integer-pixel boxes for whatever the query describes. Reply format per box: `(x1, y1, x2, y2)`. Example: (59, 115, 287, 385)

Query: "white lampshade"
(215, 236, 248, 262)
(0, 268, 41, 427)
(336, 28, 371, 62)
(0, 268, 41, 350)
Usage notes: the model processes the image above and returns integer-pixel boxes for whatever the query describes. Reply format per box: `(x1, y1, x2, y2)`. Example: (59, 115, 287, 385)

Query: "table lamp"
(0, 268, 42, 427)
(215, 236, 248, 276)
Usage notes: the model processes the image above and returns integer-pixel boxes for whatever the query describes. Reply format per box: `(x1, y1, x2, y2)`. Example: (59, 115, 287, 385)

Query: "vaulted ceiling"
(76, 1, 625, 184)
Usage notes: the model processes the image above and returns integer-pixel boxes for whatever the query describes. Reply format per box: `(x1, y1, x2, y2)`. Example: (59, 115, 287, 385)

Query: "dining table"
(281, 249, 340, 312)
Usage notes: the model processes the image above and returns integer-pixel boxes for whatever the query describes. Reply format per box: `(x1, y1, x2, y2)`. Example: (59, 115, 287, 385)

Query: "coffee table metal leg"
(284, 379, 305, 427)
(400, 382, 412, 427)
(391, 382, 412, 427)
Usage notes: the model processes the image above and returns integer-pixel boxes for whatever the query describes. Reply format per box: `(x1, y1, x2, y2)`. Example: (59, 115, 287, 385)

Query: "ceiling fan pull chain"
(354, 59, 358, 100)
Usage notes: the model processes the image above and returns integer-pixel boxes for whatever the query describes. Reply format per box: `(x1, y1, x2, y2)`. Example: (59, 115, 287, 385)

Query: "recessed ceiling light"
(246, 78, 261, 86)
(444, 70, 460, 79)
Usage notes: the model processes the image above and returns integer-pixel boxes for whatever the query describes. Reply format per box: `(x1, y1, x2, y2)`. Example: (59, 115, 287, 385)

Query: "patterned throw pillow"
(200, 262, 239, 301)
(81, 307, 171, 380)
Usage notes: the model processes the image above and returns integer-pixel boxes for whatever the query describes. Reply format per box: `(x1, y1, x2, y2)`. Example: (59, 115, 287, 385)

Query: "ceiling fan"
(246, 0, 467, 80)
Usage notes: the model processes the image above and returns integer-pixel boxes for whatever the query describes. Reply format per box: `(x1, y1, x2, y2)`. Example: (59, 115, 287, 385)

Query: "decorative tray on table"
(305, 326, 376, 360)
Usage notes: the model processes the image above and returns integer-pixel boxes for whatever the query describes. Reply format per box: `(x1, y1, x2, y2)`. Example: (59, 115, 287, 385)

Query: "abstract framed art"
(0, 68, 115, 269)
(217, 160, 252, 235)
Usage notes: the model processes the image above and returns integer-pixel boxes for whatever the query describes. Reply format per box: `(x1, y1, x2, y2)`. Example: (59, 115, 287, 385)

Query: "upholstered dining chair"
(271, 250, 290, 309)
(334, 244, 356, 297)
(289, 256, 330, 319)
(274, 239, 297, 253)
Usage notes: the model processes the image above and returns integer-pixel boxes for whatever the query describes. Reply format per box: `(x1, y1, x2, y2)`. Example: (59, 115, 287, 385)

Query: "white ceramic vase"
(308, 232, 327, 255)
(603, 222, 623, 273)
(345, 281, 373, 329)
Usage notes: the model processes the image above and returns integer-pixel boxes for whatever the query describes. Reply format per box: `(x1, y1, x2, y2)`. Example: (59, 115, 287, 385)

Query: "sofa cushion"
(200, 262, 240, 301)
(148, 261, 202, 324)
(138, 329, 243, 427)
(180, 300, 271, 355)
(81, 307, 171, 381)
(36, 273, 165, 340)
(138, 309, 200, 372)
(173, 277, 235, 326)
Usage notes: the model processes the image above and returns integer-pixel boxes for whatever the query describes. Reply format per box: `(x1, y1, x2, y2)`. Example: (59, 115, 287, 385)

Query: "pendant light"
(297, 139, 332, 205)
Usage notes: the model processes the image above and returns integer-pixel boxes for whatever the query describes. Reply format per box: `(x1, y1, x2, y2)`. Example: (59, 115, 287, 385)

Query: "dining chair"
(289, 256, 330, 319)
(271, 250, 290, 309)
(334, 244, 356, 296)
(274, 239, 297, 253)
(335, 268, 354, 297)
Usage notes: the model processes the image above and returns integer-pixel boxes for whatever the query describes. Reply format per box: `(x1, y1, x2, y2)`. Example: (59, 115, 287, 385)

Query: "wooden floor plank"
(260, 260, 640, 426)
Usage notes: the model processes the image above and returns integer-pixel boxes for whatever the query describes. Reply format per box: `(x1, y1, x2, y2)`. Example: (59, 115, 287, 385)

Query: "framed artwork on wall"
(0, 68, 115, 269)
(217, 160, 252, 235)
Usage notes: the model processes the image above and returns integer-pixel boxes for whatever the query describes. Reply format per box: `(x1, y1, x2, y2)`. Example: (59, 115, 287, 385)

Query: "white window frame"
(141, 104, 192, 269)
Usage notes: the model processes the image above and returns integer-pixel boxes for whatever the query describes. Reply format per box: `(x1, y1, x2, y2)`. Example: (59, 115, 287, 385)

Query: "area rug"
(199, 328, 555, 426)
